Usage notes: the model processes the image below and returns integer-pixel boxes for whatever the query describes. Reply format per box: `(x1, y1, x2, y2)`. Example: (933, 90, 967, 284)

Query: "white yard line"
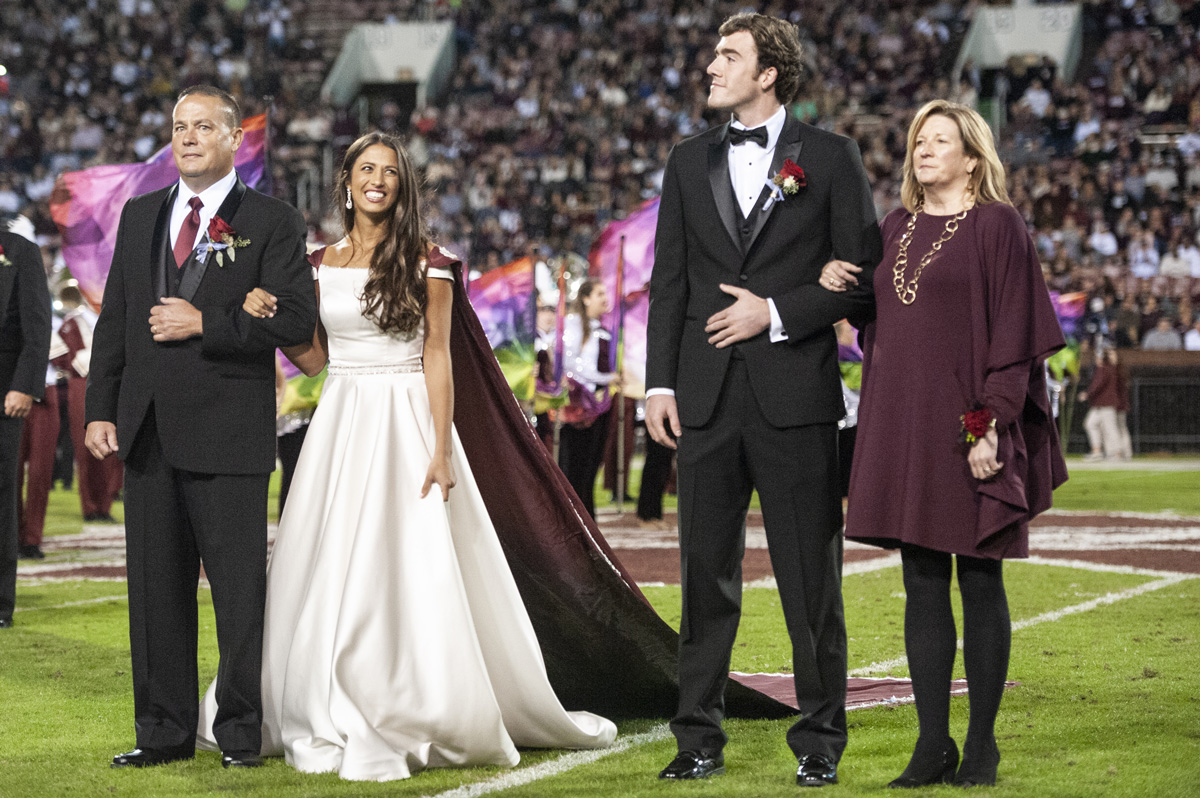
(850, 572, 1193, 677)
(13, 595, 128, 613)
(1041, 508, 1200, 521)
(423, 724, 671, 798)
(745, 552, 902, 589)
(1022, 556, 1196, 578)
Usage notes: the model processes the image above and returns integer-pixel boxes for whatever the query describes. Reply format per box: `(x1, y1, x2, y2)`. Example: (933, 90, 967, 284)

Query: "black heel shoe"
(887, 738, 959, 788)
(954, 738, 1000, 787)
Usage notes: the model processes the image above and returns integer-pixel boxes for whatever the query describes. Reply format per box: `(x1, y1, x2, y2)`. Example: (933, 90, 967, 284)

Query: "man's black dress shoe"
(796, 753, 838, 786)
(222, 752, 264, 768)
(0, 618, 12, 629)
(17, 544, 44, 559)
(111, 747, 193, 768)
(658, 750, 725, 780)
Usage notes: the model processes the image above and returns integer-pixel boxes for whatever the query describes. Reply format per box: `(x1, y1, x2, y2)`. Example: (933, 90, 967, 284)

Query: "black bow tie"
(728, 125, 768, 148)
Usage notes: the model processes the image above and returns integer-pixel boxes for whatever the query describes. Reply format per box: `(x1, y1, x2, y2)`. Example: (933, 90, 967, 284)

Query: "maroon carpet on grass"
(729, 673, 1019, 710)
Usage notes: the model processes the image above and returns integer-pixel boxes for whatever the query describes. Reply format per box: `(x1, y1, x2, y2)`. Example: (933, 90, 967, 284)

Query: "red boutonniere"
(763, 159, 806, 210)
(199, 215, 251, 267)
(0, 243, 11, 268)
(960, 404, 995, 445)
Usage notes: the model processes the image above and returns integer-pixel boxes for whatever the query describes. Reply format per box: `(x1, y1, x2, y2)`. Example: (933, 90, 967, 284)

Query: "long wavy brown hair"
(335, 132, 431, 335)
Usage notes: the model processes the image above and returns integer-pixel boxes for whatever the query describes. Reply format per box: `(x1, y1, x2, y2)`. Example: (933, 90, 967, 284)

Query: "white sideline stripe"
(849, 574, 1193, 676)
(1042, 508, 1200, 521)
(1023, 556, 1195, 578)
(1031, 526, 1200, 543)
(13, 595, 127, 613)
(423, 724, 671, 798)
(18, 559, 127, 574)
(745, 553, 902, 589)
(1034, 542, 1200, 552)
(1009, 576, 1191, 632)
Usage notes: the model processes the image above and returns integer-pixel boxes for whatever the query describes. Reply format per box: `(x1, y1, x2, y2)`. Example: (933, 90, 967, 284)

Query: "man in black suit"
(85, 86, 317, 768)
(0, 225, 52, 629)
(646, 14, 881, 786)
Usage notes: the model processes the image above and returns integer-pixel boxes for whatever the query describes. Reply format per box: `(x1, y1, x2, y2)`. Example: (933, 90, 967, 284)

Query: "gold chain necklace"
(892, 205, 970, 305)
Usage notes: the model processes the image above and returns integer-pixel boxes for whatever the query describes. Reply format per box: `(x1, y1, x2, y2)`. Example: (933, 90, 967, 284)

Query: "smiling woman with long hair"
(196, 132, 615, 781)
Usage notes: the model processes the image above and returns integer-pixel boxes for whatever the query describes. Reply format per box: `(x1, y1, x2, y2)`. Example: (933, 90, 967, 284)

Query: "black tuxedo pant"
(0, 414, 23, 623)
(123, 411, 268, 754)
(673, 358, 847, 761)
(558, 409, 610, 519)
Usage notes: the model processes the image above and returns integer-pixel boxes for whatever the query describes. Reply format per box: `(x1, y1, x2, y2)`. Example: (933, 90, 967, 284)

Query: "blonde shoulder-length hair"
(900, 99, 1011, 212)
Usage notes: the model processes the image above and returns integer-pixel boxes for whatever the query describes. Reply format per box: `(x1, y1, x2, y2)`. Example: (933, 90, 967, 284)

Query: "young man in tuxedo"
(0, 224, 52, 629)
(85, 86, 317, 769)
(646, 13, 881, 786)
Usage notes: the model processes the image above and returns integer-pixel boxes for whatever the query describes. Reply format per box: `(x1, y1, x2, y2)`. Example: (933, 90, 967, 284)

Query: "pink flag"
(50, 114, 268, 309)
(588, 197, 659, 396)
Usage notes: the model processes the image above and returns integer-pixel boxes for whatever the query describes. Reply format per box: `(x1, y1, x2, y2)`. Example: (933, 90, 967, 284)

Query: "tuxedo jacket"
(646, 116, 882, 429)
(86, 178, 317, 474)
(0, 229, 51, 399)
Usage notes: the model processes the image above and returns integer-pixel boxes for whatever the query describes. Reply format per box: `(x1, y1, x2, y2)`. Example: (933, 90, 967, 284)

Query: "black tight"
(900, 544, 1010, 781)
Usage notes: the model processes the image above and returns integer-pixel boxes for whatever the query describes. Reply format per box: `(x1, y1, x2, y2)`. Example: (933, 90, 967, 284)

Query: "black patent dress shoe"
(17, 544, 44, 560)
(658, 750, 725, 780)
(222, 752, 264, 768)
(111, 747, 194, 768)
(796, 753, 838, 786)
(0, 618, 12, 629)
(888, 739, 959, 788)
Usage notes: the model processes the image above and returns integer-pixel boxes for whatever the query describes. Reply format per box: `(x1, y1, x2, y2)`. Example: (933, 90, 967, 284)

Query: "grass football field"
(2, 463, 1198, 796)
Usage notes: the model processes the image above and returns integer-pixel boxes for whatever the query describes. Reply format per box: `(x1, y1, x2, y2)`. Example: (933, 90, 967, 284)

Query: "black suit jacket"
(0, 229, 51, 399)
(646, 116, 882, 428)
(85, 178, 317, 474)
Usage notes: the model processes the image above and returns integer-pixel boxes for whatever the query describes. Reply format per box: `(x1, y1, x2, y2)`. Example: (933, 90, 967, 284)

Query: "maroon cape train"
(444, 258, 791, 720)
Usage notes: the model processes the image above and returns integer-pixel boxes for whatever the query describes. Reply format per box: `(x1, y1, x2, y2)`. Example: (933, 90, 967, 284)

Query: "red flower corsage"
(960, 404, 995, 446)
(0, 243, 11, 268)
(775, 159, 806, 190)
(200, 216, 251, 267)
(763, 159, 806, 210)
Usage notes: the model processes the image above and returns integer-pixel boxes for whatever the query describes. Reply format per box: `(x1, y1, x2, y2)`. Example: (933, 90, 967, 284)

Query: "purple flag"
(466, 255, 535, 350)
(50, 114, 268, 309)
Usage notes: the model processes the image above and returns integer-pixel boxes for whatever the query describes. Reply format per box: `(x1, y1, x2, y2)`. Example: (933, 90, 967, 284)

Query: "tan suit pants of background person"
(1084, 406, 1130, 459)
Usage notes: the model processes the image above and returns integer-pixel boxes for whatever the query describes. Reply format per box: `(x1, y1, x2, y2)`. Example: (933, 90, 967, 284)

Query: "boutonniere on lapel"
(0, 243, 11, 268)
(197, 216, 250, 267)
(763, 159, 806, 211)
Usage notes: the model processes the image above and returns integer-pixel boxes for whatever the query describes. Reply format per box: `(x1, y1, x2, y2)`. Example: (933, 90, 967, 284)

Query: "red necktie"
(173, 196, 203, 268)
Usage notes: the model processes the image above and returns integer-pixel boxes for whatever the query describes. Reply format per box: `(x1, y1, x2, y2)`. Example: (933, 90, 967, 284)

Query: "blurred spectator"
(1080, 347, 1132, 461)
(1185, 316, 1200, 350)
(1141, 315, 1185, 349)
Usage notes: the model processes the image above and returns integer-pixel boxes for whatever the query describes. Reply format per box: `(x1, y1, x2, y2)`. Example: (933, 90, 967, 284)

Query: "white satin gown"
(197, 259, 616, 781)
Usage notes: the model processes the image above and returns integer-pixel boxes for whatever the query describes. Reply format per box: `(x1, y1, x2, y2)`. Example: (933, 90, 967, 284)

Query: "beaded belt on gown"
(327, 363, 423, 376)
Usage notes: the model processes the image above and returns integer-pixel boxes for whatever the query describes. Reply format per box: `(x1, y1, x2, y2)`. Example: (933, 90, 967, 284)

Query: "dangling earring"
(345, 187, 353, 210)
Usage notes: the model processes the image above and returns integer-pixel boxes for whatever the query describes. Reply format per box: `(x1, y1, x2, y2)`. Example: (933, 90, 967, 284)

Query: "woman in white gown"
(196, 132, 615, 781)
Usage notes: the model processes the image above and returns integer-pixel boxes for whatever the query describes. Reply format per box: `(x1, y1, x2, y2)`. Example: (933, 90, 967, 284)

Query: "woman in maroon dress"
(821, 100, 1067, 788)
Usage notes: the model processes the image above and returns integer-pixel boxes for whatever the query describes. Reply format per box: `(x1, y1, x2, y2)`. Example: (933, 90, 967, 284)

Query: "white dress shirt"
(728, 106, 787, 218)
(562, 315, 615, 392)
(169, 169, 239, 255)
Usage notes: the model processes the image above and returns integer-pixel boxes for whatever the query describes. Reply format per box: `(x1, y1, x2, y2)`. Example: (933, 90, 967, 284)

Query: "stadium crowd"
(2, 0, 1200, 351)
